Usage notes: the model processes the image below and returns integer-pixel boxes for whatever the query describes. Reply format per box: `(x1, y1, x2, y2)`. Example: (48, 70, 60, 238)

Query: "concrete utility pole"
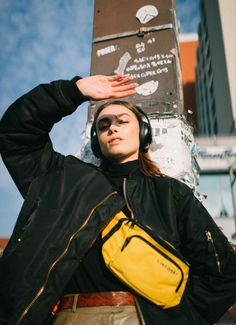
(80, 0, 199, 189)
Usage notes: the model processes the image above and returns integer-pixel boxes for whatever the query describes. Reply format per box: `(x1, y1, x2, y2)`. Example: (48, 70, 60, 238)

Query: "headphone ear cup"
(91, 134, 101, 158)
(139, 120, 152, 151)
(90, 123, 102, 158)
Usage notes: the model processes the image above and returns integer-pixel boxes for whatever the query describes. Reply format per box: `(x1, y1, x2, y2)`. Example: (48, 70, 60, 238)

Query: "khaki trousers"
(53, 305, 141, 325)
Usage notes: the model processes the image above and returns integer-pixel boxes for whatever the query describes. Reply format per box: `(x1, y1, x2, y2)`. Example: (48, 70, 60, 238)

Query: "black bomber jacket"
(0, 78, 236, 325)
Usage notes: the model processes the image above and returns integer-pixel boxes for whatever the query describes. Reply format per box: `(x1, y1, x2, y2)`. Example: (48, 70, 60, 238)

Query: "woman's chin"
(105, 152, 138, 164)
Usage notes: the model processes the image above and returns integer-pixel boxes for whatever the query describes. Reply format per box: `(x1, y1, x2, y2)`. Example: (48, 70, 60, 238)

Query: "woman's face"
(96, 104, 140, 163)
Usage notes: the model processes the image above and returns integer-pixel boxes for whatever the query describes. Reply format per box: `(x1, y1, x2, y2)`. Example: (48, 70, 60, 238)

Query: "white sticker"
(136, 5, 158, 24)
(114, 52, 132, 74)
(97, 45, 119, 57)
(136, 42, 145, 54)
(147, 37, 156, 44)
(135, 80, 159, 96)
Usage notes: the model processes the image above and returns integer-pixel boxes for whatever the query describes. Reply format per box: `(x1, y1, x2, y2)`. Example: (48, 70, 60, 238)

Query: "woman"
(0, 75, 236, 325)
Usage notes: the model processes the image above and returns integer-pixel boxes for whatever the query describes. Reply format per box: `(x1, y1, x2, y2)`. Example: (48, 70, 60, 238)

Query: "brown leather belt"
(60, 291, 136, 309)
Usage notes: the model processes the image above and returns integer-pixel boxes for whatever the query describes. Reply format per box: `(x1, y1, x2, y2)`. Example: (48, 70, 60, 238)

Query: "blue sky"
(0, 0, 200, 237)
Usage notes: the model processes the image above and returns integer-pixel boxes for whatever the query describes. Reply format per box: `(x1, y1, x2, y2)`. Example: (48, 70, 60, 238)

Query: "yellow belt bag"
(102, 211, 189, 309)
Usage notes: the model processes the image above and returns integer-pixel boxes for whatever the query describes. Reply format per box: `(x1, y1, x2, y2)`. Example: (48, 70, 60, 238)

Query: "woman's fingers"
(107, 74, 126, 81)
(76, 75, 138, 100)
(102, 75, 138, 99)
(112, 89, 136, 98)
(106, 82, 138, 99)
(112, 82, 139, 93)
(108, 75, 134, 86)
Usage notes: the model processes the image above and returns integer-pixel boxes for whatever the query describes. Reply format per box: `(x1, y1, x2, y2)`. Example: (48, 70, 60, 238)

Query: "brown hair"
(93, 100, 162, 177)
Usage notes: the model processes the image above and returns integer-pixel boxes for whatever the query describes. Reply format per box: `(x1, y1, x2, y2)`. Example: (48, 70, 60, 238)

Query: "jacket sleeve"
(0, 77, 87, 198)
(173, 179, 236, 324)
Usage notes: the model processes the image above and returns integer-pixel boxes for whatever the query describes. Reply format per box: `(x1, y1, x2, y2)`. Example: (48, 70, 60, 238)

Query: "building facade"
(195, 0, 236, 136)
(179, 33, 198, 132)
(194, 0, 236, 243)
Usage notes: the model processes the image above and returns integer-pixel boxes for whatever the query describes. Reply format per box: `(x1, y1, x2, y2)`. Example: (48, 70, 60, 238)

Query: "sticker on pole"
(135, 80, 159, 96)
(114, 52, 132, 74)
(136, 5, 158, 24)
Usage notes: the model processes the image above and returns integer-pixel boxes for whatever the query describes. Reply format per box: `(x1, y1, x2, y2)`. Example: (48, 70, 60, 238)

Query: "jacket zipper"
(123, 178, 146, 324)
(205, 230, 221, 273)
(16, 191, 118, 325)
(123, 178, 135, 219)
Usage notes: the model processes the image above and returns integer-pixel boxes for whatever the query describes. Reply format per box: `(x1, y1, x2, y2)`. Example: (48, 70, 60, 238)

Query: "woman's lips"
(108, 137, 123, 144)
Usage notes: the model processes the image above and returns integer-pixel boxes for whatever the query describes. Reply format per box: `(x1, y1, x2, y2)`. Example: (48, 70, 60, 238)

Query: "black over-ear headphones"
(90, 105, 152, 158)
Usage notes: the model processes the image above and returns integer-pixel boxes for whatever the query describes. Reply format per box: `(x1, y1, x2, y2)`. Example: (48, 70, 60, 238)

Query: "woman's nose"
(108, 123, 118, 133)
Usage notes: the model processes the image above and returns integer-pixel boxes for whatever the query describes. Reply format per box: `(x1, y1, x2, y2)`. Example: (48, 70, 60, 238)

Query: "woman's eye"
(118, 120, 129, 124)
(97, 118, 111, 131)
(99, 125, 108, 131)
(100, 125, 110, 131)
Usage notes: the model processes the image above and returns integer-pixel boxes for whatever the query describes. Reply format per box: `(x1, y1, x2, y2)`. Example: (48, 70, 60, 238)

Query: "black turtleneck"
(102, 159, 139, 194)
(64, 160, 139, 294)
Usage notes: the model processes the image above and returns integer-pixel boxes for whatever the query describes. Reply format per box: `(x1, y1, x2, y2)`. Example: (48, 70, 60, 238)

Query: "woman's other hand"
(76, 75, 138, 101)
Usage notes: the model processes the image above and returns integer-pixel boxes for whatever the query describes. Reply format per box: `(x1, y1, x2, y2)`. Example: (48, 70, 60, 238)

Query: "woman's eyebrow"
(97, 113, 131, 121)
(116, 113, 131, 118)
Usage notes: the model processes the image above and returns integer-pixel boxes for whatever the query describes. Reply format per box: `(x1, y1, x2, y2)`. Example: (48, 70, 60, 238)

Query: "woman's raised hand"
(76, 75, 138, 101)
